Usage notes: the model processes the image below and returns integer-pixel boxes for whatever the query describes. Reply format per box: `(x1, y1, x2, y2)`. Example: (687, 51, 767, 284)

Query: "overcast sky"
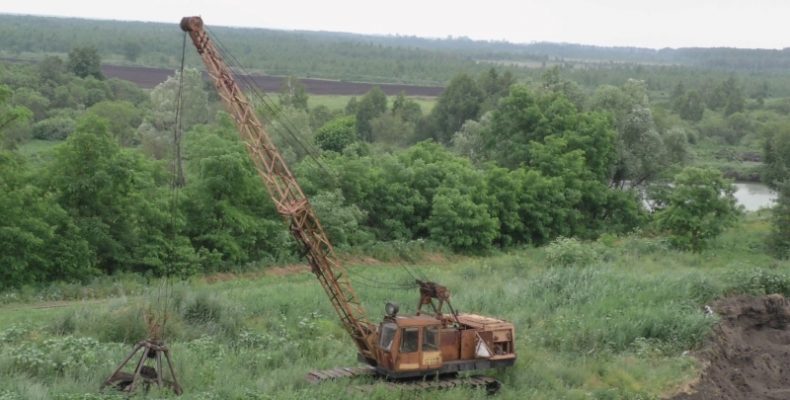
(2, 0, 788, 49)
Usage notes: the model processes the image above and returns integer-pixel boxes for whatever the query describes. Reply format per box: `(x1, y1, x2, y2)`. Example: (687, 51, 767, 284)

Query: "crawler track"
(306, 367, 501, 394)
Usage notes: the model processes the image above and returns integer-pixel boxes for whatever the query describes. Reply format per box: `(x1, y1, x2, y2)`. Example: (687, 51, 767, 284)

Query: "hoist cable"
(204, 26, 338, 184)
(195, 28, 436, 292)
(157, 31, 188, 340)
(203, 33, 434, 288)
(205, 26, 313, 148)
(350, 268, 417, 290)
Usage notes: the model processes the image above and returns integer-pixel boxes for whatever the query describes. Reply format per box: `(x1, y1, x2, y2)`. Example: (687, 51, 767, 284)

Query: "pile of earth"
(673, 294, 790, 400)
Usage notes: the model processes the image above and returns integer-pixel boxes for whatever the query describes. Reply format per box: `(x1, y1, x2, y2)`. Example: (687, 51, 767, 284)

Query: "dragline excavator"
(180, 16, 516, 391)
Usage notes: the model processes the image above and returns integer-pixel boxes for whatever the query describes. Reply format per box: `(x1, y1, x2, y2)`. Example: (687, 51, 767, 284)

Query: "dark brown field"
(101, 64, 443, 96)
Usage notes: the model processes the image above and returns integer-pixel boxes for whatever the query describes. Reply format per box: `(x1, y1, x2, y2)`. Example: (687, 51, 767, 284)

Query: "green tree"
(0, 151, 94, 288)
(540, 66, 585, 110)
(139, 68, 209, 159)
(45, 115, 177, 274)
(122, 41, 142, 62)
(310, 190, 372, 247)
(355, 86, 387, 141)
(752, 80, 770, 107)
(391, 92, 423, 125)
(617, 105, 665, 185)
(86, 100, 143, 146)
(12, 87, 49, 120)
(485, 85, 616, 181)
(427, 187, 497, 253)
(181, 124, 288, 267)
(314, 116, 357, 152)
(769, 181, 790, 259)
(676, 90, 705, 122)
(345, 97, 358, 115)
(370, 113, 414, 148)
(722, 77, 745, 116)
(309, 104, 335, 130)
(477, 68, 515, 112)
(670, 82, 686, 107)
(266, 107, 314, 164)
(37, 55, 67, 85)
(655, 167, 739, 251)
(67, 46, 104, 79)
(278, 76, 309, 111)
(663, 127, 693, 165)
(422, 73, 483, 144)
(591, 80, 666, 186)
(763, 127, 790, 189)
(764, 128, 790, 258)
(31, 116, 75, 140)
(107, 78, 148, 105)
(450, 113, 489, 164)
(0, 85, 32, 149)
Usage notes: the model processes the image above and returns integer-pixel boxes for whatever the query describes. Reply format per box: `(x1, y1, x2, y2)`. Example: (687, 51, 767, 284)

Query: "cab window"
(422, 327, 439, 351)
(400, 328, 419, 353)
(379, 323, 397, 351)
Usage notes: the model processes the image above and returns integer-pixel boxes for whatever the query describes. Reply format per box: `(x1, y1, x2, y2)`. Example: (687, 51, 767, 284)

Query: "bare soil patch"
(673, 294, 790, 400)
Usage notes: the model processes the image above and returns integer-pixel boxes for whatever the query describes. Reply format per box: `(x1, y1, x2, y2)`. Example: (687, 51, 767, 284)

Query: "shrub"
(0, 325, 31, 344)
(314, 116, 357, 153)
(181, 292, 245, 338)
(619, 231, 670, 256)
(31, 116, 75, 140)
(769, 182, 790, 259)
(183, 292, 224, 324)
(82, 304, 148, 344)
(545, 237, 603, 267)
(727, 268, 790, 296)
(654, 167, 739, 251)
(10, 336, 103, 377)
(427, 187, 498, 253)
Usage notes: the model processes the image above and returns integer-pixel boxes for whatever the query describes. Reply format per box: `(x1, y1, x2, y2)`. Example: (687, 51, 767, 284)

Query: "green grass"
(689, 138, 765, 182)
(309, 95, 436, 113)
(0, 214, 787, 399)
(15, 139, 61, 164)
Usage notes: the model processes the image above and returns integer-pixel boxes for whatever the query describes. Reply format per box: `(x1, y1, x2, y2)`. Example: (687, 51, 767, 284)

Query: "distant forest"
(2, 14, 790, 92)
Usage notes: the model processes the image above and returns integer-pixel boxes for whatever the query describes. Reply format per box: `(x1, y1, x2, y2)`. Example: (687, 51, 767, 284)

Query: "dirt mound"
(673, 294, 790, 400)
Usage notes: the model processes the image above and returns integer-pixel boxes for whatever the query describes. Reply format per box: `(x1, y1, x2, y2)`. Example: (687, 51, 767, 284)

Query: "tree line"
(4, 14, 790, 96)
(1, 48, 788, 289)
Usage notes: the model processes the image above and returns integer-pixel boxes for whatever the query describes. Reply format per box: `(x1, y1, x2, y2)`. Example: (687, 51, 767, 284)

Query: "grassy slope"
(0, 213, 787, 399)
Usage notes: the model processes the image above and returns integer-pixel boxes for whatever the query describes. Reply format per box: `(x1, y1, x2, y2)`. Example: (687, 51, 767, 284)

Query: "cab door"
(377, 322, 398, 370)
(396, 327, 420, 370)
(420, 326, 442, 369)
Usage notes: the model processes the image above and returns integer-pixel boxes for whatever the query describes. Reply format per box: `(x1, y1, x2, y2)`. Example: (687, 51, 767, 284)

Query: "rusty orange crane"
(180, 16, 515, 392)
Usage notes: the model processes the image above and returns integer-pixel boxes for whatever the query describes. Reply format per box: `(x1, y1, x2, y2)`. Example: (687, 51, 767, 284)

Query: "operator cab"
(375, 315, 444, 378)
(370, 300, 516, 379)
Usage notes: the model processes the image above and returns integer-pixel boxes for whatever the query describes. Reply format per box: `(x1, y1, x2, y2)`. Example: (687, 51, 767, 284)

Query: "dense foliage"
(1, 22, 788, 288)
(763, 129, 790, 257)
(653, 167, 739, 251)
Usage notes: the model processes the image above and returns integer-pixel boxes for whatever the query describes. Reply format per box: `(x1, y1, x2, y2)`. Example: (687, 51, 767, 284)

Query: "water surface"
(733, 183, 777, 211)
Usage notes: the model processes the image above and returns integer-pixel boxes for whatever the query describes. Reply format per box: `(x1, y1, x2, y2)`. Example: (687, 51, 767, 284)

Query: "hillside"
(0, 216, 787, 399)
(3, 14, 790, 88)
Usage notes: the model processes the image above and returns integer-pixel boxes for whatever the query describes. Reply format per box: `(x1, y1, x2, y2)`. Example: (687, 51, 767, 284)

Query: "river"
(733, 183, 777, 211)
